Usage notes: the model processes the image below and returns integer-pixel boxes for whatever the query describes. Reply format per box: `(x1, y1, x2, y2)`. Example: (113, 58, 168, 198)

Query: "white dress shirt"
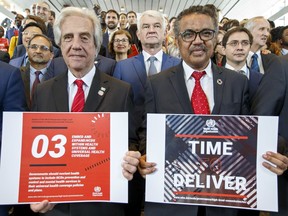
(183, 60, 214, 112)
(142, 50, 163, 75)
(68, 66, 96, 111)
(247, 50, 264, 74)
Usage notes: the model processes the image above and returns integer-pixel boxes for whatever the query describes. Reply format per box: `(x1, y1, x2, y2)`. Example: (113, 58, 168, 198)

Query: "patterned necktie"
(71, 80, 85, 112)
(191, 71, 210, 114)
(148, 56, 157, 76)
(251, 53, 260, 73)
(31, 71, 41, 97)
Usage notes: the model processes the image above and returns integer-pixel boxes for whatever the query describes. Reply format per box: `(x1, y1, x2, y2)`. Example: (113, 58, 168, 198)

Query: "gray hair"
(137, 10, 166, 32)
(244, 16, 268, 32)
(53, 7, 103, 55)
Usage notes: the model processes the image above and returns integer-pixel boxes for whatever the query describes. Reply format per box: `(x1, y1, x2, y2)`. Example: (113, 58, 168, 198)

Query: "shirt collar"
(183, 60, 212, 81)
(142, 49, 163, 63)
(68, 65, 96, 88)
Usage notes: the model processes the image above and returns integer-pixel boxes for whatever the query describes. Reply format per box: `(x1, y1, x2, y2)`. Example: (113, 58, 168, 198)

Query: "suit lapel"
(84, 71, 109, 112)
(133, 53, 147, 89)
(20, 63, 31, 108)
(211, 63, 225, 114)
(52, 73, 69, 111)
(169, 63, 193, 113)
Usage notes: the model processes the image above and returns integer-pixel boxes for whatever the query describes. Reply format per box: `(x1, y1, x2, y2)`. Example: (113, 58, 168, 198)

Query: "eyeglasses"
(179, 29, 215, 42)
(226, 40, 251, 47)
(113, 38, 129, 43)
(28, 44, 51, 52)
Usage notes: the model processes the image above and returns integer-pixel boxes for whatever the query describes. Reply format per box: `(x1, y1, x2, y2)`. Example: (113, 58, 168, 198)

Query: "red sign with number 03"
(18, 113, 111, 202)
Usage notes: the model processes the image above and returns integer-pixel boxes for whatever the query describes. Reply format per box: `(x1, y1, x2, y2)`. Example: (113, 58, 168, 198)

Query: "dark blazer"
(12, 44, 61, 60)
(32, 70, 137, 216)
(0, 50, 10, 63)
(0, 62, 27, 149)
(46, 55, 116, 80)
(248, 68, 263, 100)
(113, 53, 181, 128)
(261, 52, 278, 73)
(251, 54, 288, 216)
(142, 62, 250, 216)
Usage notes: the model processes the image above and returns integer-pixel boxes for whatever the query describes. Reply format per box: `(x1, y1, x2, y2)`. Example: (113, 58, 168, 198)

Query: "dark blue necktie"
(251, 53, 260, 73)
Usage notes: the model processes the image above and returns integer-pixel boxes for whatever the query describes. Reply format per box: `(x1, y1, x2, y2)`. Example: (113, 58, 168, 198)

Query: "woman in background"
(108, 29, 132, 61)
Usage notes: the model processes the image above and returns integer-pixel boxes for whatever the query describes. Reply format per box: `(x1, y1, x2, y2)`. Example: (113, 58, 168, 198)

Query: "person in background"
(0, 26, 9, 53)
(222, 26, 263, 101)
(48, 10, 56, 26)
(24, 8, 30, 17)
(244, 16, 272, 74)
(102, 9, 119, 58)
(10, 22, 45, 67)
(279, 25, 288, 56)
(20, 33, 54, 109)
(108, 29, 132, 61)
(119, 13, 128, 30)
(30, 3, 37, 16)
(5, 13, 24, 42)
(36, 1, 55, 46)
(211, 29, 226, 66)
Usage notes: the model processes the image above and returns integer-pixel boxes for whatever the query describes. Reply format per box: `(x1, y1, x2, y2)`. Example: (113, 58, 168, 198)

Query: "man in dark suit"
(138, 5, 287, 216)
(251, 54, 288, 216)
(0, 61, 27, 216)
(222, 26, 263, 100)
(30, 7, 140, 216)
(114, 10, 180, 216)
(19, 33, 54, 109)
(46, 55, 116, 79)
(102, 9, 119, 58)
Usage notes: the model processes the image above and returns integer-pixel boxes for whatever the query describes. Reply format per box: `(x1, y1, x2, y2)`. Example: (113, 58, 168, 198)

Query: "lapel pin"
(101, 87, 106, 91)
(98, 90, 104, 96)
(217, 79, 223, 85)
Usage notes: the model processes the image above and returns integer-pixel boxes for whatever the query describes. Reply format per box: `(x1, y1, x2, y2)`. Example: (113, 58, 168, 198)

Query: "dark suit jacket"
(113, 53, 181, 129)
(32, 70, 138, 216)
(12, 44, 61, 60)
(248, 68, 263, 100)
(0, 50, 10, 63)
(46, 55, 116, 80)
(141, 62, 250, 216)
(251, 54, 288, 215)
(0, 62, 26, 150)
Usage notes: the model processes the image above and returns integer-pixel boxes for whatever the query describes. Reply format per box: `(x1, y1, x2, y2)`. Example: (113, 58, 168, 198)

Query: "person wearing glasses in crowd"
(10, 22, 45, 67)
(20, 33, 54, 109)
(222, 26, 263, 101)
(108, 29, 132, 61)
(138, 5, 288, 216)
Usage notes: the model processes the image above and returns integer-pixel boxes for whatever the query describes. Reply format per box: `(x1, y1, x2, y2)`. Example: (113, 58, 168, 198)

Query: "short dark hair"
(174, 5, 218, 37)
(106, 9, 119, 19)
(127, 11, 137, 17)
(22, 22, 44, 34)
(222, 26, 253, 47)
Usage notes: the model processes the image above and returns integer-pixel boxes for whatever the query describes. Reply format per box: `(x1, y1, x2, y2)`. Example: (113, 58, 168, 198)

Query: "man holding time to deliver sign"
(29, 7, 140, 216)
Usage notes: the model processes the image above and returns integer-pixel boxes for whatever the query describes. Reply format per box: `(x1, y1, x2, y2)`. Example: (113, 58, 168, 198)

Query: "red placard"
(18, 113, 111, 202)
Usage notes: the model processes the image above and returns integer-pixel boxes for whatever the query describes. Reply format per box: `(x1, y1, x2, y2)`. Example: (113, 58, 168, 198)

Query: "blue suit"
(9, 55, 26, 68)
(0, 62, 26, 216)
(113, 53, 181, 128)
